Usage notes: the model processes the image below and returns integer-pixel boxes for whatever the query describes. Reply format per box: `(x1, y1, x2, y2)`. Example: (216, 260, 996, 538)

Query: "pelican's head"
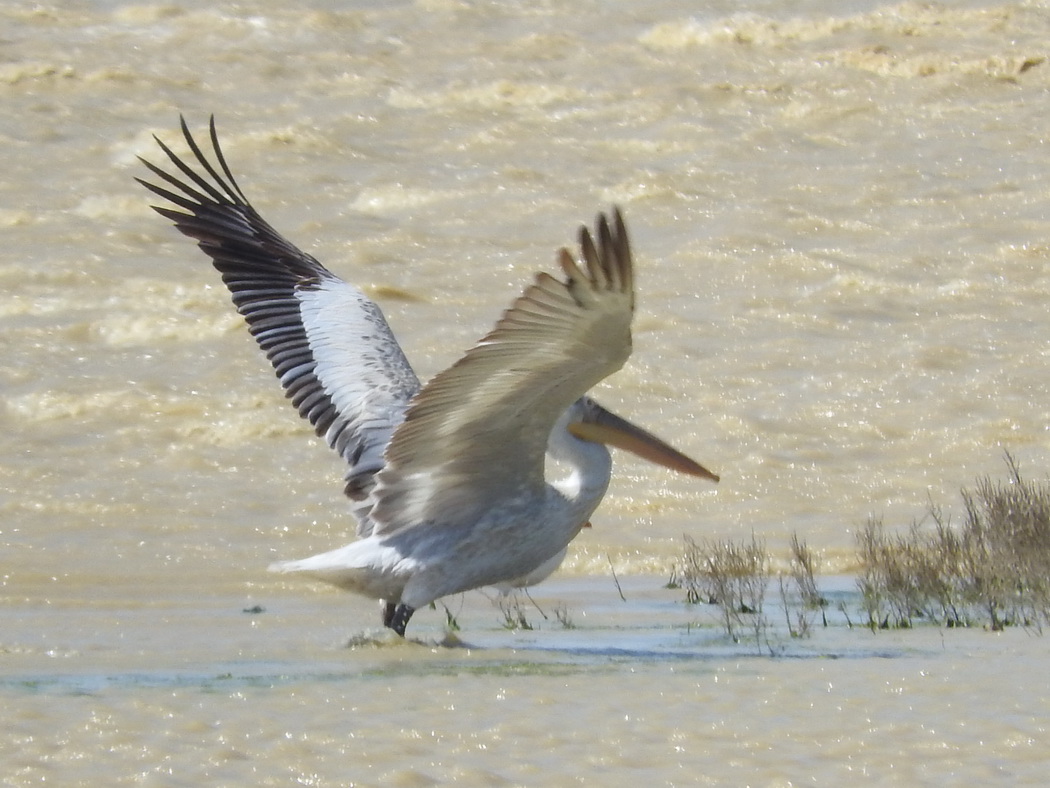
(565, 396, 719, 482)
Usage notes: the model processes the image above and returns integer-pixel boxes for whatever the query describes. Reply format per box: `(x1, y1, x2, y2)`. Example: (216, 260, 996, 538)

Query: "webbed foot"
(388, 603, 415, 636)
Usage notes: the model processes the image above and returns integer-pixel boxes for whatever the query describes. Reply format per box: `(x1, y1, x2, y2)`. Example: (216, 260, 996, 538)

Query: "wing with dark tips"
(138, 117, 420, 527)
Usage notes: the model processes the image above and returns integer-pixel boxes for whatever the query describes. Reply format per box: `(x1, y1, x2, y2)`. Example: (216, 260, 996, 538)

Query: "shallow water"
(3, 0, 1050, 783)
(4, 577, 1050, 785)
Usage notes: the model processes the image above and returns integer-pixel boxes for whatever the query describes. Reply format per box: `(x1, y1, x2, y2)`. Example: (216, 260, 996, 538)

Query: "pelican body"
(138, 117, 718, 636)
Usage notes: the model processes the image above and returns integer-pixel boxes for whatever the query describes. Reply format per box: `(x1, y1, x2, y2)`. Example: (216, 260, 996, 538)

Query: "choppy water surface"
(3, 0, 1050, 783)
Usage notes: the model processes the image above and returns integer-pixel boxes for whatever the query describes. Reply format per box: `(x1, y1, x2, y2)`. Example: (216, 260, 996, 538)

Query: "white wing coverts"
(137, 117, 420, 532)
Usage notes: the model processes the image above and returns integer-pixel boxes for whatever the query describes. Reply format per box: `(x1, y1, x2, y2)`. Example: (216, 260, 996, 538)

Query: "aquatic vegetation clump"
(858, 455, 1050, 632)
(679, 532, 771, 644)
(779, 532, 828, 638)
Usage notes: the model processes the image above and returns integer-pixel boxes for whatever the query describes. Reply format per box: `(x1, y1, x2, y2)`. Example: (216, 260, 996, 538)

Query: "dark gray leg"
(381, 600, 396, 628)
(388, 603, 415, 636)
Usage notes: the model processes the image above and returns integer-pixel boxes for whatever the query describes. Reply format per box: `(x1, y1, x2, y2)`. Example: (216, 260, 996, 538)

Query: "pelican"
(138, 117, 718, 636)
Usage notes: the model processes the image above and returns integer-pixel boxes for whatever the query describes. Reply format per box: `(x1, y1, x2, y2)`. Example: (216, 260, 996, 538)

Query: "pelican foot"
(388, 603, 415, 636)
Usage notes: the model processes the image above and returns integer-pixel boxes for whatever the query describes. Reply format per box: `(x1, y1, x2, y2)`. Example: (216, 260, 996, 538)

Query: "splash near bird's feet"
(344, 628, 471, 650)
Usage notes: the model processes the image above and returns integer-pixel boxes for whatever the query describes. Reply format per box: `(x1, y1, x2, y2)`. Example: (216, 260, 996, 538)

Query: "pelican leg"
(381, 600, 396, 628)
(388, 603, 415, 636)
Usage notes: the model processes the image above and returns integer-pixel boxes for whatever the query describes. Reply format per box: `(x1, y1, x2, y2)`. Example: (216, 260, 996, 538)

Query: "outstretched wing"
(137, 117, 420, 518)
(368, 208, 634, 535)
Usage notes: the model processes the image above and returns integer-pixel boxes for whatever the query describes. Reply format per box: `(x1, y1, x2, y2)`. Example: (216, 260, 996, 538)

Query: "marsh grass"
(493, 592, 577, 631)
(434, 600, 462, 633)
(497, 595, 535, 630)
(680, 533, 771, 647)
(552, 603, 575, 629)
(779, 532, 827, 638)
(858, 454, 1050, 631)
(677, 531, 824, 646)
(677, 454, 1050, 639)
